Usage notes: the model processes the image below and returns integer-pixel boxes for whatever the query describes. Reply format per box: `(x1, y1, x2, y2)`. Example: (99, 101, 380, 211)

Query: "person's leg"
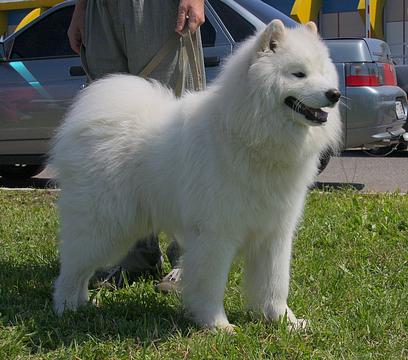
(118, 235, 162, 275)
(155, 238, 182, 292)
(82, 0, 164, 284)
(122, 0, 205, 91)
(121, 0, 180, 87)
(85, 0, 206, 288)
(121, 0, 207, 290)
(82, 0, 129, 80)
(116, 0, 182, 289)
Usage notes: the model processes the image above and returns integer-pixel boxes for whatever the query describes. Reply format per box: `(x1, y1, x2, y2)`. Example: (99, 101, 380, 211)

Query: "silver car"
(0, 0, 407, 179)
(326, 38, 407, 147)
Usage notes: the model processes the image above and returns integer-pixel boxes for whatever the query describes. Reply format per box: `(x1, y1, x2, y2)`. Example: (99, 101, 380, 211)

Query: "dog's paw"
(53, 300, 79, 316)
(197, 318, 237, 334)
(279, 307, 308, 331)
(215, 323, 237, 335)
(263, 304, 308, 331)
(53, 293, 89, 316)
(286, 317, 308, 331)
(53, 302, 66, 316)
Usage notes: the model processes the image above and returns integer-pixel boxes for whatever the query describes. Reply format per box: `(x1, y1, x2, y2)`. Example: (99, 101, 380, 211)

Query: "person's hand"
(67, 0, 87, 54)
(176, 0, 205, 34)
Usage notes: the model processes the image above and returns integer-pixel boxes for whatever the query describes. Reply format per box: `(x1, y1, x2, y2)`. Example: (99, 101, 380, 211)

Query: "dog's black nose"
(325, 89, 341, 103)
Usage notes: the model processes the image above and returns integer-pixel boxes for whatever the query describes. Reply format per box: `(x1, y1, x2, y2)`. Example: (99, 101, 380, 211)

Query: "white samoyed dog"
(51, 20, 341, 331)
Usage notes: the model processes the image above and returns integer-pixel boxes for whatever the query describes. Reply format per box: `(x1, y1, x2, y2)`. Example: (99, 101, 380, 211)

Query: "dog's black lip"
(284, 96, 328, 124)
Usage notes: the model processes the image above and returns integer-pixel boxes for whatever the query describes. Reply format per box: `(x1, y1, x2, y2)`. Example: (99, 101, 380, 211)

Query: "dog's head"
(249, 19, 340, 128)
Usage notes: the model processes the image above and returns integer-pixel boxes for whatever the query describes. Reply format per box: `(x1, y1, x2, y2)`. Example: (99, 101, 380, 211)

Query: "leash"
(80, 28, 205, 97)
(139, 28, 205, 97)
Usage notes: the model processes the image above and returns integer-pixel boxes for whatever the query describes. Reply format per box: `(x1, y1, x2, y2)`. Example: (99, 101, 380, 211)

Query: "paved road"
(1, 149, 407, 193)
(317, 149, 408, 193)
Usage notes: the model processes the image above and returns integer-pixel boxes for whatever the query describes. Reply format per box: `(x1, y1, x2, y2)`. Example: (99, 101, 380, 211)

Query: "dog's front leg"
(181, 233, 237, 332)
(243, 233, 306, 329)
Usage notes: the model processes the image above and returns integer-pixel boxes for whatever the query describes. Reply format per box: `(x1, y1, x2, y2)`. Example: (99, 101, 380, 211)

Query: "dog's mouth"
(284, 96, 328, 125)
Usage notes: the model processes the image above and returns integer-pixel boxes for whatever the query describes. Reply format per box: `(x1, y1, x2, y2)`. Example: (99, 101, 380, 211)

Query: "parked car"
(326, 38, 407, 144)
(323, 38, 408, 161)
(0, 0, 407, 179)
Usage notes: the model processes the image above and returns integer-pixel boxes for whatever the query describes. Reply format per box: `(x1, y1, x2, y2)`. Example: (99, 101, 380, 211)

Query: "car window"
(208, 0, 256, 42)
(10, 6, 76, 60)
(201, 16, 217, 47)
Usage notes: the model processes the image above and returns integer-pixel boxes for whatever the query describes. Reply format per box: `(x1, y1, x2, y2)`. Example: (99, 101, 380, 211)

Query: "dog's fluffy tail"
(49, 74, 176, 182)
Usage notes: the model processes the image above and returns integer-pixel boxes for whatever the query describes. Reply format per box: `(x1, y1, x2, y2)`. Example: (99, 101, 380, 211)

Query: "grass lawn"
(0, 189, 407, 359)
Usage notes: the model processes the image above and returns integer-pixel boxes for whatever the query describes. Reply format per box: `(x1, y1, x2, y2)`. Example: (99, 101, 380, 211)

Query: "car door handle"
(69, 66, 86, 77)
(204, 56, 220, 67)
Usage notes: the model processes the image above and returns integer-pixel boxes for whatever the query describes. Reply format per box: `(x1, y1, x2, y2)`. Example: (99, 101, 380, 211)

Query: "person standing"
(67, 0, 206, 290)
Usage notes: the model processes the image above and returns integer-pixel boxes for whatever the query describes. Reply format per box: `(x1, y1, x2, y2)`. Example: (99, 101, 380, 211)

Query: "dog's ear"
(259, 19, 286, 53)
(305, 21, 318, 35)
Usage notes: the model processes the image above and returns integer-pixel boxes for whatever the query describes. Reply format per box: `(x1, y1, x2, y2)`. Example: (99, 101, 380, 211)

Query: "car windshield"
(236, 0, 298, 27)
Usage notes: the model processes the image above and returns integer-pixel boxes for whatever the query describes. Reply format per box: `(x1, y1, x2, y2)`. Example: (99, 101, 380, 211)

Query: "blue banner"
(322, 0, 360, 13)
(262, 0, 294, 16)
(7, 9, 29, 25)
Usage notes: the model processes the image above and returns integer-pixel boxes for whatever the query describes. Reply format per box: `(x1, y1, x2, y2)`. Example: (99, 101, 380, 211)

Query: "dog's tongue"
(305, 108, 328, 123)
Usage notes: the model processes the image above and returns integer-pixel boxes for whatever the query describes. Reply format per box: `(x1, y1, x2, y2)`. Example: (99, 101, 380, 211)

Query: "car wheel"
(0, 164, 45, 180)
(318, 152, 331, 174)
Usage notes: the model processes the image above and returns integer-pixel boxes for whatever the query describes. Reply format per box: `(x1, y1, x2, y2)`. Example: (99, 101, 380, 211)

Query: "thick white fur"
(51, 20, 341, 330)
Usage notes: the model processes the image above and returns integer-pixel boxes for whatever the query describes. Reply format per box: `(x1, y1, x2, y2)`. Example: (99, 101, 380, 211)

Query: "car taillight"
(379, 63, 397, 86)
(346, 62, 397, 87)
(346, 63, 380, 86)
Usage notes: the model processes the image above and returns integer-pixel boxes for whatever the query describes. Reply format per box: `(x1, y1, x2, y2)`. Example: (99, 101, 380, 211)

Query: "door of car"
(204, 0, 259, 80)
(0, 4, 85, 145)
(202, 2, 234, 82)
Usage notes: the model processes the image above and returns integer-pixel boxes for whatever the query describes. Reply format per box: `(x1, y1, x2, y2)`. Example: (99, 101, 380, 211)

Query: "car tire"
(0, 164, 45, 180)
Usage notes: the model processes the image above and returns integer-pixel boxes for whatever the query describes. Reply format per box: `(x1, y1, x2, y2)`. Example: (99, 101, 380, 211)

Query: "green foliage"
(0, 190, 407, 359)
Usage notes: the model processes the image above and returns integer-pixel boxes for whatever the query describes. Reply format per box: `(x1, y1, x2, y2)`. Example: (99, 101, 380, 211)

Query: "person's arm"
(67, 0, 87, 54)
(176, 0, 205, 34)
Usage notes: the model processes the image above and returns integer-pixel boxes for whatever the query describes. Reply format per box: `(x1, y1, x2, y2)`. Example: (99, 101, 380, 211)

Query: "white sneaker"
(156, 267, 182, 292)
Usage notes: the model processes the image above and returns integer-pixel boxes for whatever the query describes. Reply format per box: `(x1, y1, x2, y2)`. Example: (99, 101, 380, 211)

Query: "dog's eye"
(292, 72, 306, 78)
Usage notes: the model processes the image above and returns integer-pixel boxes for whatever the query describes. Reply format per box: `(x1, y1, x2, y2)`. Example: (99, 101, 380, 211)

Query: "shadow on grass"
(0, 177, 58, 189)
(0, 259, 197, 353)
(313, 182, 365, 191)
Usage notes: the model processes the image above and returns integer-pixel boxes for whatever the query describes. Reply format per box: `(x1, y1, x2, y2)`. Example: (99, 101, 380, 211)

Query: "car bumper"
(345, 85, 408, 148)
(0, 139, 49, 164)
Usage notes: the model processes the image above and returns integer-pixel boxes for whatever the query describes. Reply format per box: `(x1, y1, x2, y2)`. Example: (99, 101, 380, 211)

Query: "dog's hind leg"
(53, 258, 93, 315)
(181, 233, 237, 332)
(53, 220, 102, 314)
(53, 213, 134, 315)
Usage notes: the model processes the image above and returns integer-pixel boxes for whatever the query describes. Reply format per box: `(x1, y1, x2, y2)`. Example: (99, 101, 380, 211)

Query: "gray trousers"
(81, 0, 205, 273)
(82, 0, 204, 90)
